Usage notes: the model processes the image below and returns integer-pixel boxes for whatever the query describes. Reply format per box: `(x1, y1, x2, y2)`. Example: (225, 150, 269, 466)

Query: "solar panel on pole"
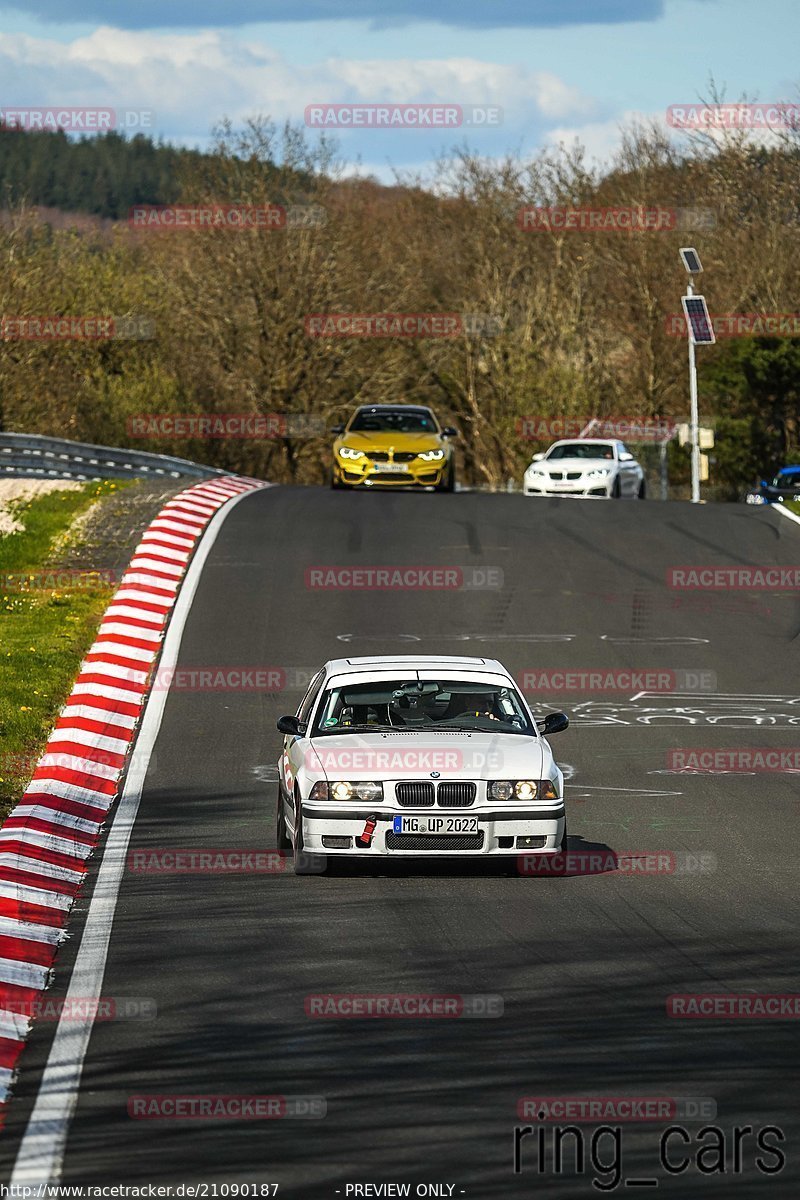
(681, 295, 716, 345)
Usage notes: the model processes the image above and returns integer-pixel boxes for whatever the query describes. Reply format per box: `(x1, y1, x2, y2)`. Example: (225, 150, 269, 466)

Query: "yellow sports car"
(331, 404, 458, 491)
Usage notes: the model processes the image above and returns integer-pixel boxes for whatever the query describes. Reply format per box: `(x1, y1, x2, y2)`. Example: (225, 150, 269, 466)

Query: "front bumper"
(524, 479, 609, 498)
(300, 803, 566, 856)
(334, 458, 447, 487)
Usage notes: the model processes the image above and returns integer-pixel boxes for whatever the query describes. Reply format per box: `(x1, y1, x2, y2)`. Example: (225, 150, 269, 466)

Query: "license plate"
(372, 462, 408, 473)
(393, 815, 479, 834)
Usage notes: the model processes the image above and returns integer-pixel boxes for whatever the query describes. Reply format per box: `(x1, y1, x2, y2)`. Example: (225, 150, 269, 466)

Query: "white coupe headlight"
(339, 446, 364, 460)
(329, 780, 384, 802)
(418, 449, 445, 461)
(488, 780, 559, 801)
(586, 467, 611, 478)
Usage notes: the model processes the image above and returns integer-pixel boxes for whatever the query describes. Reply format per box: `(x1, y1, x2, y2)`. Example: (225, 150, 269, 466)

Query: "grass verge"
(0, 482, 122, 819)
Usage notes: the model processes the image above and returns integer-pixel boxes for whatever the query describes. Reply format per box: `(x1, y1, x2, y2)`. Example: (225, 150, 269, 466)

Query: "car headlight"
(339, 446, 364, 460)
(528, 467, 545, 476)
(326, 780, 384, 802)
(586, 467, 611, 478)
(418, 449, 445, 461)
(488, 780, 559, 801)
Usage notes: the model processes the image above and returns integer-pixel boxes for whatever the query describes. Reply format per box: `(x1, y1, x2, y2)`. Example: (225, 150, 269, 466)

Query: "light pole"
(679, 248, 714, 504)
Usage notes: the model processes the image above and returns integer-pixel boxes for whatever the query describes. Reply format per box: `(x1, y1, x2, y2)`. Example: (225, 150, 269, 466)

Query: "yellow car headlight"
(339, 446, 364, 460)
(418, 449, 445, 461)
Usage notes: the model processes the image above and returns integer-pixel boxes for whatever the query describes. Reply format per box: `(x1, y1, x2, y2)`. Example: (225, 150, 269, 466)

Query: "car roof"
(352, 404, 434, 414)
(550, 438, 618, 446)
(323, 654, 510, 676)
(777, 465, 800, 474)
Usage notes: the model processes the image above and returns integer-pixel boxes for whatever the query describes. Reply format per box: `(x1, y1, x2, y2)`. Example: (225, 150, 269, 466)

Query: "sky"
(1, 0, 798, 180)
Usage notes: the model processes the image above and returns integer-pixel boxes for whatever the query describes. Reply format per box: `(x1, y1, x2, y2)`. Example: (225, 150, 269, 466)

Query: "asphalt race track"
(3, 489, 800, 1197)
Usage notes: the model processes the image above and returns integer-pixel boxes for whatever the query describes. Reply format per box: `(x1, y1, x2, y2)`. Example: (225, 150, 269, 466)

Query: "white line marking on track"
(9, 486, 258, 1186)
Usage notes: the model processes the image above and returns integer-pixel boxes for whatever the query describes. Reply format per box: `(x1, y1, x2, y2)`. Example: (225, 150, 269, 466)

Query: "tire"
(611, 477, 622, 499)
(330, 472, 345, 490)
(292, 798, 326, 875)
(637, 479, 646, 500)
(276, 784, 291, 851)
(436, 461, 456, 493)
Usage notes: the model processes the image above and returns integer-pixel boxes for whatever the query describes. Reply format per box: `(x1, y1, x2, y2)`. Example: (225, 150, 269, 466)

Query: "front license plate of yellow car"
(374, 462, 408, 472)
(393, 816, 479, 834)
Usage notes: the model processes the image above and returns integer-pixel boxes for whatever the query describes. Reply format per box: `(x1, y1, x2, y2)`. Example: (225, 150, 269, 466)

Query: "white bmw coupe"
(276, 655, 568, 873)
(523, 438, 646, 499)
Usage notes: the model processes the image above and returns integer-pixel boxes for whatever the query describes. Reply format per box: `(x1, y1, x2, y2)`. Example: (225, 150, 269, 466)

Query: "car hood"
(306, 730, 547, 781)
(338, 431, 444, 453)
(534, 456, 615, 471)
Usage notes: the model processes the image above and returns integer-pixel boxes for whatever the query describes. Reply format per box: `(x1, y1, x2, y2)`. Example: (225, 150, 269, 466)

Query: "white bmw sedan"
(523, 438, 646, 499)
(276, 655, 569, 873)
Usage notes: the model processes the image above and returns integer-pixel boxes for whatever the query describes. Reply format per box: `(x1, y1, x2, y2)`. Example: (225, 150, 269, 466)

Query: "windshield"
(546, 442, 615, 460)
(349, 409, 439, 434)
(311, 678, 534, 735)
(772, 470, 800, 487)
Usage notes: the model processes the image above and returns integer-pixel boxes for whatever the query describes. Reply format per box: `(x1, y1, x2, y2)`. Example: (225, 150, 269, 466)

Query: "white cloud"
(0, 26, 599, 147)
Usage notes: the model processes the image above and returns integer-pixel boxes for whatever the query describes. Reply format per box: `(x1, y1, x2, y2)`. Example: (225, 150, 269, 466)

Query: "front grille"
(437, 782, 476, 807)
(386, 832, 485, 851)
(391, 452, 417, 463)
(396, 781, 435, 807)
(372, 471, 413, 481)
(549, 471, 564, 481)
(567, 471, 581, 481)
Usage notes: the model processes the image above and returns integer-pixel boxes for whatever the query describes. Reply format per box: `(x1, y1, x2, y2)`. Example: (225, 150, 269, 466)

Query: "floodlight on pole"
(679, 248, 714, 503)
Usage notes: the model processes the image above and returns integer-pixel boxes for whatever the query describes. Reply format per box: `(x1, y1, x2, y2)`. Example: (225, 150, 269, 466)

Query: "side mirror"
(619, 451, 633, 462)
(442, 426, 458, 438)
(330, 423, 345, 435)
(277, 715, 306, 737)
(532, 452, 545, 462)
(540, 711, 569, 736)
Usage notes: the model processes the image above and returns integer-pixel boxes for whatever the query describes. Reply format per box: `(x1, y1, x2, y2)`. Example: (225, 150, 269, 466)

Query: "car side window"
(297, 671, 325, 724)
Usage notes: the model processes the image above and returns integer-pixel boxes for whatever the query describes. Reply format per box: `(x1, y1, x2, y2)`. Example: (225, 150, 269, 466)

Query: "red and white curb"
(0, 474, 264, 1107)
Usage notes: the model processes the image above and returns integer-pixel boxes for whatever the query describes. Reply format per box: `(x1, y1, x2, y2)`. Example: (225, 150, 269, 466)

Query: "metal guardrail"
(0, 432, 227, 482)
